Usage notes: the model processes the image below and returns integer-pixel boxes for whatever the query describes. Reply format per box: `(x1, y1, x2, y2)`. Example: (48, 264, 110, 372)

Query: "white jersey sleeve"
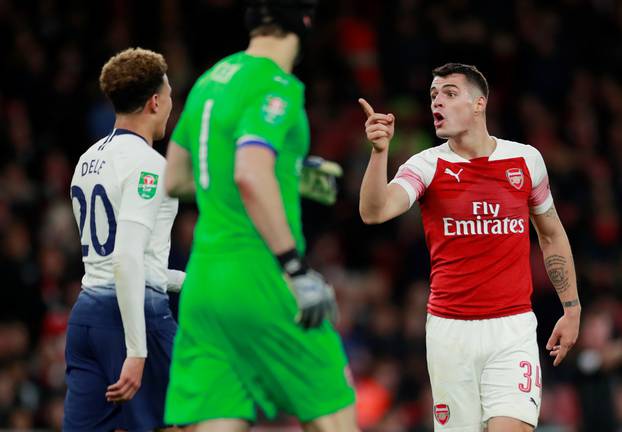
(525, 146, 554, 214)
(113, 220, 150, 357)
(389, 148, 438, 207)
(115, 147, 166, 230)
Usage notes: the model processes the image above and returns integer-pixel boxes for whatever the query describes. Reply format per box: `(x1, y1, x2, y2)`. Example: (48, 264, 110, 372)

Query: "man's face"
(430, 73, 482, 139)
(154, 74, 173, 140)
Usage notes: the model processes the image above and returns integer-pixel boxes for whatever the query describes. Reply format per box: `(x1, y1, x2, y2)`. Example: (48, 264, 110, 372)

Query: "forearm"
(112, 221, 150, 358)
(359, 148, 390, 223)
(166, 177, 195, 200)
(113, 251, 147, 358)
(165, 141, 196, 200)
(237, 170, 296, 254)
(540, 230, 580, 311)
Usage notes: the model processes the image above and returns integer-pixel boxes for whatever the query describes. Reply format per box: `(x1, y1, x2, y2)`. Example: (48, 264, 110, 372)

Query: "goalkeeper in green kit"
(163, 1, 357, 430)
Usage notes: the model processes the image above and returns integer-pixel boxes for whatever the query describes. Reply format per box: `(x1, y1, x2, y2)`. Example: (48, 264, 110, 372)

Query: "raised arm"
(358, 98, 410, 224)
(531, 205, 580, 366)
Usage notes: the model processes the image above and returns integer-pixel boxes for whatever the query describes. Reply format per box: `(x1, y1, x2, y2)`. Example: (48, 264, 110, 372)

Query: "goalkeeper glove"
(299, 156, 343, 205)
(277, 249, 338, 329)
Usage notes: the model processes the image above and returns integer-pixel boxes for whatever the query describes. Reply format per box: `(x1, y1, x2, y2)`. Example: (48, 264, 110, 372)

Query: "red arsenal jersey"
(391, 138, 553, 319)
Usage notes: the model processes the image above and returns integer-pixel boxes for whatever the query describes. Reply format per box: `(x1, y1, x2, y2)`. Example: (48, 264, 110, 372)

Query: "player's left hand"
(106, 357, 146, 402)
(546, 310, 581, 366)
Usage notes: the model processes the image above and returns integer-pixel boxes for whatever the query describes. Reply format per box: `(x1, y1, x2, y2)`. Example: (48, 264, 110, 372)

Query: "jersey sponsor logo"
(262, 95, 287, 124)
(444, 167, 463, 183)
(434, 403, 450, 425)
(443, 201, 526, 236)
(138, 171, 159, 199)
(506, 168, 524, 190)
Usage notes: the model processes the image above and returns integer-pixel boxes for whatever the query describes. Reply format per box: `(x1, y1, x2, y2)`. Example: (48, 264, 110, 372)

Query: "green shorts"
(165, 248, 355, 425)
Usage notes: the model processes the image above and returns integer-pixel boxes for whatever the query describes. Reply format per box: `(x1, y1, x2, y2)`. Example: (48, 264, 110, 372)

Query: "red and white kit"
(391, 138, 551, 430)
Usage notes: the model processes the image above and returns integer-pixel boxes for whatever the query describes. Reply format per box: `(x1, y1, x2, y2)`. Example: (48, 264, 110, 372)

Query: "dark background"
(1, 0, 622, 430)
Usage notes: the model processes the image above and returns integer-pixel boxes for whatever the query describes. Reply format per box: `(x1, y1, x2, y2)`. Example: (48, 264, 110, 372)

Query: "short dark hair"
(432, 63, 489, 98)
(249, 24, 288, 38)
(99, 47, 168, 114)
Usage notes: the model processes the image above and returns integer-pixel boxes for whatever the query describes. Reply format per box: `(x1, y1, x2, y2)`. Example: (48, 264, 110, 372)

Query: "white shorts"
(426, 312, 541, 431)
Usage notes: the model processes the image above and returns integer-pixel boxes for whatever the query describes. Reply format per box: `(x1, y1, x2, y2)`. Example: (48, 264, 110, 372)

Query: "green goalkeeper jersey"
(172, 52, 309, 254)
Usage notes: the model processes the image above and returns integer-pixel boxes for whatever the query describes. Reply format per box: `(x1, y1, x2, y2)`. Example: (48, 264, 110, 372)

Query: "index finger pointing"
(358, 98, 375, 118)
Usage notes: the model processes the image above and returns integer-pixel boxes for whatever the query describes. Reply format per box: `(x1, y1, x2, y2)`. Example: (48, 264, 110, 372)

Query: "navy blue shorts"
(63, 287, 177, 432)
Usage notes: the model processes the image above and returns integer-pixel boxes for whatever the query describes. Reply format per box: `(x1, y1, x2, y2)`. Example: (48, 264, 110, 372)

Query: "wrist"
(276, 249, 308, 277)
(563, 299, 581, 316)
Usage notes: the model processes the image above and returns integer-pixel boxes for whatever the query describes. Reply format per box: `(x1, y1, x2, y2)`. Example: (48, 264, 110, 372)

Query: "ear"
(146, 94, 159, 113)
(474, 96, 487, 115)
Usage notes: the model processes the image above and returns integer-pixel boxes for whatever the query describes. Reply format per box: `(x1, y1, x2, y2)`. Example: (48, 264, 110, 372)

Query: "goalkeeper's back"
(171, 51, 310, 254)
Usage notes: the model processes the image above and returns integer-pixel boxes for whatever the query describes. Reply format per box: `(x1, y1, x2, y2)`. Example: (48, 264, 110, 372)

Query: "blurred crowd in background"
(2, 0, 622, 430)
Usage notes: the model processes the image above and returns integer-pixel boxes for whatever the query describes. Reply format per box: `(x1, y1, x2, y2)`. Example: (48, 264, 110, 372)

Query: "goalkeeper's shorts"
(165, 248, 355, 425)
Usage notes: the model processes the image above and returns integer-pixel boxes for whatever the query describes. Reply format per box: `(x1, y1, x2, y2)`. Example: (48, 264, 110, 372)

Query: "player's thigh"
(165, 261, 255, 424)
(165, 328, 255, 424)
(486, 416, 533, 432)
(121, 320, 178, 429)
(184, 419, 250, 432)
(302, 404, 359, 432)
(234, 261, 355, 422)
(64, 324, 118, 432)
(481, 312, 540, 429)
(426, 314, 483, 431)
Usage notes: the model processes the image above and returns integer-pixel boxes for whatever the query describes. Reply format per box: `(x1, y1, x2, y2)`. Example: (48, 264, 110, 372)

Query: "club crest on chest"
(506, 168, 524, 190)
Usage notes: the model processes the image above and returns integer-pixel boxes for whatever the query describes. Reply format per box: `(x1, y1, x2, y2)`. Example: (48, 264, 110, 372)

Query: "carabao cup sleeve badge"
(138, 171, 159, 199)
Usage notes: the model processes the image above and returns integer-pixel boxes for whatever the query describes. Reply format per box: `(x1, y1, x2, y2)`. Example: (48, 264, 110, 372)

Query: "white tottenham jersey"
(70, 129, 179, 292)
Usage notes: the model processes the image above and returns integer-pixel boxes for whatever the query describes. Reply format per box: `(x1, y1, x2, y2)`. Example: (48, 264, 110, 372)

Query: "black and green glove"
(299, 156, 343, 205)
(277, 249, 338, 329)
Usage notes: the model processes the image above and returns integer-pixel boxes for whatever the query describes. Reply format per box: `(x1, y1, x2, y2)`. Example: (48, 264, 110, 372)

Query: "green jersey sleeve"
(234, 82, 301, 153)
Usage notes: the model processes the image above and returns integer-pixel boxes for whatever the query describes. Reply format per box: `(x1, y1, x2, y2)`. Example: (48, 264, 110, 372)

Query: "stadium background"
(1, 0, 622, 430)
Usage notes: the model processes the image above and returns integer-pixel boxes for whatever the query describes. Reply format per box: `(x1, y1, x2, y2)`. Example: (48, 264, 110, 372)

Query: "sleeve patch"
(137, 171, 159, 199)
(262, 95, 288, 124)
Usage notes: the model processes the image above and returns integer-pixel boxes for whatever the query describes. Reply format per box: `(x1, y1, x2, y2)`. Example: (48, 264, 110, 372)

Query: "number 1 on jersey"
(199, 99, 214, 189)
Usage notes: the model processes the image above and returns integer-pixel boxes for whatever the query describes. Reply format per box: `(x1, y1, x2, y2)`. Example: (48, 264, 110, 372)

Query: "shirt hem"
(427, 306, 533, 320)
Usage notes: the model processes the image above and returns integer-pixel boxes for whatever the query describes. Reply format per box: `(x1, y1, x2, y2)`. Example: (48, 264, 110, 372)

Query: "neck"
(114, 114, 154, 146)
(447, 123, 494, 160)
(246, 34, 299, 73)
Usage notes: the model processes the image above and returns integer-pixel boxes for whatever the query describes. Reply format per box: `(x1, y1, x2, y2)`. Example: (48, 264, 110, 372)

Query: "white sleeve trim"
(389, 178, 416, 208)
(530, 195, 554, 215)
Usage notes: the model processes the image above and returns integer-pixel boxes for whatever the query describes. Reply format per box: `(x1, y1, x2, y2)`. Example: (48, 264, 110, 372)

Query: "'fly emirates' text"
(442, 201, 525, 236)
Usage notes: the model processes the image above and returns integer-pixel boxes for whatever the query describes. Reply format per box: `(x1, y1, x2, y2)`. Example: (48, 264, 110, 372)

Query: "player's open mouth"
(433, 112, 445, 128)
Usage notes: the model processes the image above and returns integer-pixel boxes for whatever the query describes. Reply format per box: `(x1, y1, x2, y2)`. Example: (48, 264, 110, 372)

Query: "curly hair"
(99, 47, 168, 114)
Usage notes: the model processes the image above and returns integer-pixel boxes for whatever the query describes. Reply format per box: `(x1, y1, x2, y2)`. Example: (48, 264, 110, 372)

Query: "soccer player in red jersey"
(358, 63, 580, 432)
